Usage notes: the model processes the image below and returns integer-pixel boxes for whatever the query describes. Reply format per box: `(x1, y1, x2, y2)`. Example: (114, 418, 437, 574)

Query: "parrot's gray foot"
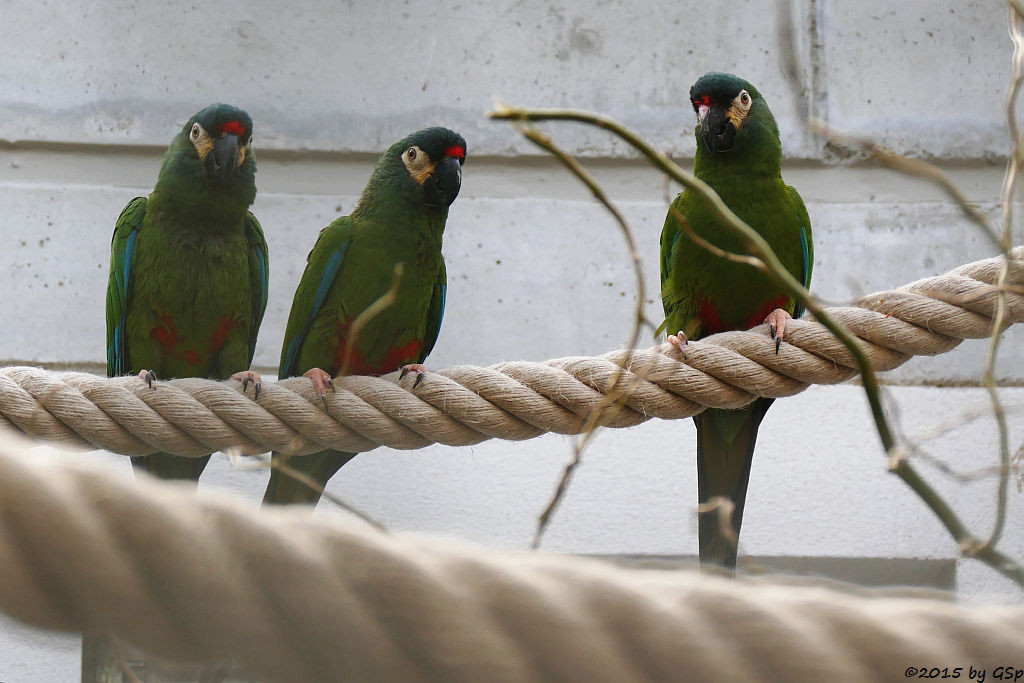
(137, 369, 157, 388)
(400, 363, 427, 389)
(303, 367, 335, 408)
(231, 370, 263, 401)
(667, 330, 688, 352)
(762, 308, 793, 355)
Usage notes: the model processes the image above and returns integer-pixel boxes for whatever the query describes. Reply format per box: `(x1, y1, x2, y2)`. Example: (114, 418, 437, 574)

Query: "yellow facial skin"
(401, 145, 435, 185)
(190, 122, 213, 160)
(725, 89, 754, 130)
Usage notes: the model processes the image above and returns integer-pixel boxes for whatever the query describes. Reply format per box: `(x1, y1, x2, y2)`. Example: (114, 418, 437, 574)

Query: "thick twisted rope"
(1, 248, 1021, 458)
(0, 434, 1021, 682)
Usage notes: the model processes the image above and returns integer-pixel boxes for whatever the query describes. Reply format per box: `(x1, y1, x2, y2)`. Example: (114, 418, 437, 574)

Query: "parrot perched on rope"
(264, 127, 466, 506)
(106, 103, 269, 483)
(660, 73, 813, 571)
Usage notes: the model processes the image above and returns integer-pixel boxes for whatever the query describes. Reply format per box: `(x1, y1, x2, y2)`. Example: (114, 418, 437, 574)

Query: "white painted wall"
(1, 0, 1022, 679)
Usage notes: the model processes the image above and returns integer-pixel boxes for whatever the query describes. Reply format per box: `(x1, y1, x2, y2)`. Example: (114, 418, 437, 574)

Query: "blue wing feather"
(244, 212, 270, 366)
(279, 240, 349, 379)
(794, 225, 810, 320)
(106, 197, 146, 377)
(420, 261, 447, 362)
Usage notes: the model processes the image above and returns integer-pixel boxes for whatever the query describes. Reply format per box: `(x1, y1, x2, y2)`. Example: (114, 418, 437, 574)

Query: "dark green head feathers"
(156, 103, 257, 213)
(689, 72, 780, 171)
(360, 127, 467, 213)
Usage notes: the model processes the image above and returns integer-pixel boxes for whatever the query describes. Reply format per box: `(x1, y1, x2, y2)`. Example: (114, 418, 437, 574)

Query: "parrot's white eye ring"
(190, 123, 202, 140)
(402, 146, 427, 168)
(401, 145, 433, 183)
(738, 91, 751, 107)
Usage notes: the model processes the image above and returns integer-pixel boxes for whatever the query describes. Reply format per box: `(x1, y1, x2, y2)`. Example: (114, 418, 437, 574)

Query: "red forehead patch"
(219, 120, 247, 136)
(694, 94, 714, 107)
(445, 145, 465, 160)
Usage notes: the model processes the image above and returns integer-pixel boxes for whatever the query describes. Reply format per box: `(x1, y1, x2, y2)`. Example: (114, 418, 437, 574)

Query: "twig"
(272, 459, 388, 532)
(1014, 442, 1024, 492)
(226, 451, 388, 532)
(112, 637, 143, 683)
(804, 118, 1017, 524)
(510, 125, 653, 549)
(976, 1, 1024, 553)
(806, 119, 1001, 249)
(909, 445, 1023, 483)
(340, 263, 404, 378)
(671, 206, 767, 270)
(780, 0, 1022, 586)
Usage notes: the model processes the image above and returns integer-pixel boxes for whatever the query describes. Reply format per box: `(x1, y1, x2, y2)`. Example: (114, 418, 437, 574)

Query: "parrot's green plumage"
(264, 127, 466, 506)
(660, 73, 813, 570)
(106, 103, 268, 482)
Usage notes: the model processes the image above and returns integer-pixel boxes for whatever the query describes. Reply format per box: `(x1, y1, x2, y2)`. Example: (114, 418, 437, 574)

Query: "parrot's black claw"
(302, 368, 333, 409)
(401, 363, 427, 388)
(775, 336, 782, 355)
(770, 323, 776, 339)
(231, 371, 263, 400)
(138, 369, 157, 388)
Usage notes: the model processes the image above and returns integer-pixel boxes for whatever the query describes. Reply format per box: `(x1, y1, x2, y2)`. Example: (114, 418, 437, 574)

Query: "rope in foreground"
(0, 434, 1020, 682)
(1, 248, 1022, 458)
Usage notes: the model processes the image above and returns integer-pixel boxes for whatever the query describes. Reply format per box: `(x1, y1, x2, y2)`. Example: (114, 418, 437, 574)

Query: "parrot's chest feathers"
(667, 176, 803, 337)
(309, 229, 442, 376)
(128, 229, 252, 348)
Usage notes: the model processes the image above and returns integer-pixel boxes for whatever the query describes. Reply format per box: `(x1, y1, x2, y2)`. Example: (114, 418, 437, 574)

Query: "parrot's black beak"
(206, 133, 240, 183)
(700, 105, 736, 153)
(423, 156, 462, 208)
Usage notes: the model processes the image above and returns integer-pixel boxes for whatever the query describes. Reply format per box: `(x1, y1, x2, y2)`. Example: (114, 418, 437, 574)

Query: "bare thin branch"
(670, 206, 768, 271)
(227, 450, 387, 532)
(272, 459, 388, 532)
(340, 263, 405, 378)
(976, 2, 1024, 553)
(806, 118, 1001, 250)
(112, 638, 143, 683)
(515, 125, 651, 550)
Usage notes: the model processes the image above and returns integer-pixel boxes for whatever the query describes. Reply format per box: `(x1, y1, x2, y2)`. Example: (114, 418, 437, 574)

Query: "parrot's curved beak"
(700, 104, 736, 153)
(206, 133, 240, 183)
(423, 155, 462, 208)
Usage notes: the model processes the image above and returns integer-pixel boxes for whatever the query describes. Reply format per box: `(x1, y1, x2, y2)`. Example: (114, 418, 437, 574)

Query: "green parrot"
(106, 103, 269, 483)
(264, 127, 466, 506)
(660, 73, 813, 570)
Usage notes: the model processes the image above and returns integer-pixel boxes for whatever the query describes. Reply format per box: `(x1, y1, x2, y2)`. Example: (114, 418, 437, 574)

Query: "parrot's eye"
(401, 145, 433, 183)
(401, 145, 428, 170)
(190, 123, 202, 140)
(738, 90, 752, 108)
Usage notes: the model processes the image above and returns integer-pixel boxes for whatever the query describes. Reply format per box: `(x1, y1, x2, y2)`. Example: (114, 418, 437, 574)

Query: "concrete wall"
(1, 0, 1023, 678)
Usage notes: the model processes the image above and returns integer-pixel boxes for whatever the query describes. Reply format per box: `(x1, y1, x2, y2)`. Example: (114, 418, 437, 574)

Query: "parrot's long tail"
(131, 453, 211, 483)
(262, 449, 358, 506)
(694, 397, 774, 571)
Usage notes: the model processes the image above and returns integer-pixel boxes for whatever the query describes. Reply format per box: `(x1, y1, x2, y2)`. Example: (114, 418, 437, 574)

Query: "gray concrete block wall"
(2, 0, 1023, 678)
